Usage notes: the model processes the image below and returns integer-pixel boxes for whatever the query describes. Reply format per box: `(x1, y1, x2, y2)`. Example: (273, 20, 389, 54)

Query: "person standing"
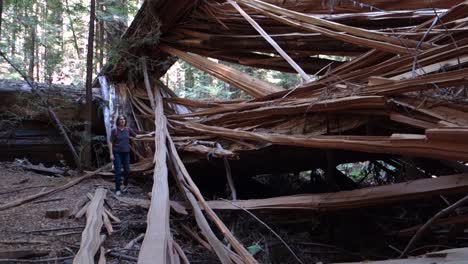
(109, 115, 137, 195)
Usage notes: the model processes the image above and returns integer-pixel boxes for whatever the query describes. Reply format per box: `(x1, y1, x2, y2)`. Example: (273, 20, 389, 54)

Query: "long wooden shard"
(167, 138, 234, 264)
(175, 121, 468, 161)
(73, 188, 107, 264)
(206, 173, 468, 211)
(167, 135, 257, 264)
(227, 0, 311, 82)
(241, 0, 429, 49)
(138, 59, 172, 264)
(239, 1, 417, 54)
(159, 44, 283, 98)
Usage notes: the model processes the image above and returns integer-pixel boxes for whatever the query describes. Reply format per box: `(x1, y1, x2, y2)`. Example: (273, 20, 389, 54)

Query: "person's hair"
(115, 115, 127, 127)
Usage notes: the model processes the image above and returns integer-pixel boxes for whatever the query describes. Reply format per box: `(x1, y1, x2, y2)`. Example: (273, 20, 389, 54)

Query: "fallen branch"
(109, 252, 138, 262)
(0, 240, 48, 245)
(400, 193, 468, 257)
(0, 185, 54, 196)
(0, 256, 74, 263)
(124, 233, 145, 250)
(0, 164, 111, 211)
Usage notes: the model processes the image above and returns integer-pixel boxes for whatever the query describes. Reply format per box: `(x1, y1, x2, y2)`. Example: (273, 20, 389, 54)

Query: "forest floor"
(0, 161, 152, 263)
(0, 161, 338, 264)
(0, 161, 225, 263)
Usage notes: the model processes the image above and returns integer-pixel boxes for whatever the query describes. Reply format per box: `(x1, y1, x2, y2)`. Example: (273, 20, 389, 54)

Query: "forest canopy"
(0, 0, 301, 100)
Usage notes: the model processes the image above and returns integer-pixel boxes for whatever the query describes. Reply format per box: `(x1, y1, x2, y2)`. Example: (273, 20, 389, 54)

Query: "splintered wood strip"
(168, 140, 234, 264)
(173, 96, 386, 121)
(198, 96, 387, 126)
(181, 225, 213, 252)
(207, 0, 463, 13)
(206, 173, 468, 211)
(425, 128, 468, 143)
(176, 121, 468, 161)
(98, 246, 106, 264)
(71, 196, 90, 217)
(239, 2, 414, 54)
(397, 214, 468, 237)
(102, 211, 113, 235)
(160, 44, 283, 97)
(177, 143, 238, 159)
(104, 208, 121, 223)
(227, 0, 311, 82)
(173, 240, 190, 264)
(98, 76, 112, 144)
(138, 59, 172, 264)
(389, 113, 437, 129)
(73, 188, 107, 264)
(240, 0, 428, 49)
(167, 135, 258, 264)
(391, 99, 468, 126)
(125, 234, 145, 250)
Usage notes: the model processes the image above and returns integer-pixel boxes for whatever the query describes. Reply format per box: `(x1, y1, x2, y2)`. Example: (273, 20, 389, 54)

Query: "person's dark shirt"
(111, 127, 136, 153)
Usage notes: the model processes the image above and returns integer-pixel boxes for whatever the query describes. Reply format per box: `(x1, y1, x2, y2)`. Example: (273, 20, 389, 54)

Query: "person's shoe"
(122, 185, 129, 193)
(115, 190, 122, 196)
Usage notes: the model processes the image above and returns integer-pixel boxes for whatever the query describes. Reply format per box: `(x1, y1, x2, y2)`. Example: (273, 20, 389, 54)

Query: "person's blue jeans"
(114, 152, 130, 192)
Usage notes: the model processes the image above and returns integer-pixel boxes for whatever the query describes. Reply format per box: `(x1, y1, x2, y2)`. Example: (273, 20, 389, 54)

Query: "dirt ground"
(0, 161, 153, 263)
(0, 161, 225, 264)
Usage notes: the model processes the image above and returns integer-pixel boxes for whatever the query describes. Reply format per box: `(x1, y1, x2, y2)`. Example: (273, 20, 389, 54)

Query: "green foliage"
(0, 0, 141, 84)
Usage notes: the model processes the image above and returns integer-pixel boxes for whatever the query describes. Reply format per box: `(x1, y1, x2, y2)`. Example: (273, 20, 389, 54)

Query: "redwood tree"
(84, 0, 96, 167)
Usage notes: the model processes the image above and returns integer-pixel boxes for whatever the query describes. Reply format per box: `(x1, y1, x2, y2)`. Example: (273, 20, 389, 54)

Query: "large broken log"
(206, 173, 468, 211)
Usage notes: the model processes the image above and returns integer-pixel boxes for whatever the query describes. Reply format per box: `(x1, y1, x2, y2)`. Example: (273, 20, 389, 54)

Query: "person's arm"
(109, 130, 115, 161)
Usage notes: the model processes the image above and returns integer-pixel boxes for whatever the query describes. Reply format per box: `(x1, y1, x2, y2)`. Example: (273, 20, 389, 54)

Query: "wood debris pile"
(96, 0, 468, 263)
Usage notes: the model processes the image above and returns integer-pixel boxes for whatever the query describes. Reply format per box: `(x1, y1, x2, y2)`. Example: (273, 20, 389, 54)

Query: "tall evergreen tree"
(84, 0, 95, 167)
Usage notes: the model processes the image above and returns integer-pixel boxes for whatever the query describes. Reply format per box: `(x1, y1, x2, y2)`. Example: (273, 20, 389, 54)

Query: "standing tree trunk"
(84, 0, 96, 167)
(43, 0, 50, 83)
(98, 1, 104, 70)
(28, 26, 36, 80)
(35, 1, 40, 81)
(28, 0, 37, 82)
(0, 0, 3, 38)
(64, 0, 81, 59)
(11, 2, 17, 56)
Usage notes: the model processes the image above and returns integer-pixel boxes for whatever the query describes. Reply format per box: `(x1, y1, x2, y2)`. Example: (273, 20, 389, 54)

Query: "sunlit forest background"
(0, 0, 301, 100)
